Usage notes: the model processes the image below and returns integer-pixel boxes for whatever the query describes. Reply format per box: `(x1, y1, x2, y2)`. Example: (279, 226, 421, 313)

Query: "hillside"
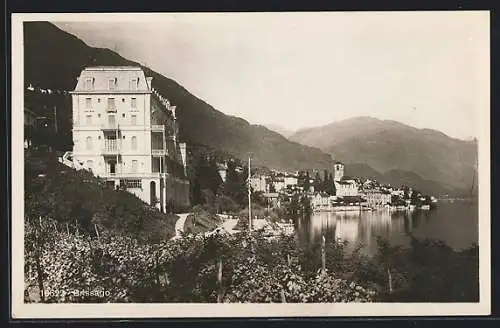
(262, 124, 296, 138)
(23, 22, 333, 171)
(290, 117, 477, 193)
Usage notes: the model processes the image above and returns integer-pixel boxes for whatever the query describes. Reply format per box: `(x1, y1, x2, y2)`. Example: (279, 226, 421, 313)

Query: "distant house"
(217, 162, 228, 183)
(364, 190, 391, 207)
(335, 179, 359, 197)
(271, 178, 286, 192)
(284, 175, 298, 187)
(250, 174, 267, 192)
(263, 192, 280, 208)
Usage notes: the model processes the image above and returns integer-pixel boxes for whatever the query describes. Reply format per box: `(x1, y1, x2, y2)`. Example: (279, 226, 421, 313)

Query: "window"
(86, 136, 93, 150)
(86, 160, 93, 171)
(84, 78, 93, 90)
(107, 98, 116, 112)
(131, 136, 137, 150)
(108, 78, 116, 90)
(131, 98, 137, 109)
(131, 114, 137, 126)
(129, 79, 138, 91)
(131, 160, 138, 173)
(85, 98, 92, 109)
(108, 115, 116, 126)
(85, 114, 92, 125)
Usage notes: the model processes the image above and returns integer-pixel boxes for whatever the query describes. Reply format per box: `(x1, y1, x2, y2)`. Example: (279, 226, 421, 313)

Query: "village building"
(217, 162, 228, 183)
(284, 174, 299, 188)
(335, 179, 359, 197)
(70, 66, 190, 212)
(364, 190, 392, 207)
(250, 174, 267, 192)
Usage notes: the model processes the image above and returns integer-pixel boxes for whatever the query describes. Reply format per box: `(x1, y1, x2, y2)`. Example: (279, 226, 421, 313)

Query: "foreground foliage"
(25, 217, 375, 303)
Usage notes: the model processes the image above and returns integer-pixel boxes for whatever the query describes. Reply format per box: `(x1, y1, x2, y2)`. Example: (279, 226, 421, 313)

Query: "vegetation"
(184, 207, 222, 235)
(25, 151, 178, 242)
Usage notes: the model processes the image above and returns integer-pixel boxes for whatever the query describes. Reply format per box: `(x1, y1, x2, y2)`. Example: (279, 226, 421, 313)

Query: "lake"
(295, 201, 478, 256)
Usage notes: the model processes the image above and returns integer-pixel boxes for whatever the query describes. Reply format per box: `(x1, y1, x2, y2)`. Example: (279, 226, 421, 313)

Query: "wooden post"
(321, 235, 326, 275)
(217, 258, 223, 303)
(280, 289, 287, 303)
(387, 267, 393, 294)
(66, 222, 70, 235)
(287, 254, 291, 267)
(94, 224, 100, 241)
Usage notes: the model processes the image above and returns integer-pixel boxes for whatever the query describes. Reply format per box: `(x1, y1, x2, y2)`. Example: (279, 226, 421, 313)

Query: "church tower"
(334, 161, 344, 181)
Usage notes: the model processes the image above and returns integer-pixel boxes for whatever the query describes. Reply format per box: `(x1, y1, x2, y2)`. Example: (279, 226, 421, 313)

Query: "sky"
(54, 11, 489, 140)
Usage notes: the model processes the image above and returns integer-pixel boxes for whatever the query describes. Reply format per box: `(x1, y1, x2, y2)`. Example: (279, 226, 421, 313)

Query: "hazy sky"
(54, 12, 488, 140)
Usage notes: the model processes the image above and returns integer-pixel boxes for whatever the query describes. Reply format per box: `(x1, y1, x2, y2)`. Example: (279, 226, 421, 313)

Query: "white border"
(11, 12, 491, 318)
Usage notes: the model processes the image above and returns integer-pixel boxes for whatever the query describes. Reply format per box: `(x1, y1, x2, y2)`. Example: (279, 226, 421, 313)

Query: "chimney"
(146, 77, 153, 90)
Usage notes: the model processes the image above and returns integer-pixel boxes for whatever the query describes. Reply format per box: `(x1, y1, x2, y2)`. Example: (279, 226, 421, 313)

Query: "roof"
(72, 66, 151, 93)
(335, 161, 344, 165)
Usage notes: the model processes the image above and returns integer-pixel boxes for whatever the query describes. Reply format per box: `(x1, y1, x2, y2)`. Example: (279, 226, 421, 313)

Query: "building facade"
(334, 180, 359, 197)
(364, 190, 391, 207)
(70, 66, 190, 212)
(250, 175, 267, 192)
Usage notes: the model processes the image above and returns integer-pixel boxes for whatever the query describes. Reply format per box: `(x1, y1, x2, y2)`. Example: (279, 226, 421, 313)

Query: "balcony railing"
(151, 124, 165, 132)
(151, 149, 167, 156)
(101, 172, 161, 179)
(102, 140, 120, 155)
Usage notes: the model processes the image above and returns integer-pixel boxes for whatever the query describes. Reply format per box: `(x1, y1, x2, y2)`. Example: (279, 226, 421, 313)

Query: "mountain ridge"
(24, 21, 334, 171)
(289, 116, 477, 192)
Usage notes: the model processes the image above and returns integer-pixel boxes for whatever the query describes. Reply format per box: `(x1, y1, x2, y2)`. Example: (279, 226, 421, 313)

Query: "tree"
(323, 170, 331, 195)
(314, 172, 322, 193)
(221, 161, 247, 206)
(304, 171, 311, 192)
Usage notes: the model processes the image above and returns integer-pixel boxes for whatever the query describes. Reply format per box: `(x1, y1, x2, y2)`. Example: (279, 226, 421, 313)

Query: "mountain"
(290, 117, 477, 193)
(23, 22, 333, 171)
(262, 124, 295, 138)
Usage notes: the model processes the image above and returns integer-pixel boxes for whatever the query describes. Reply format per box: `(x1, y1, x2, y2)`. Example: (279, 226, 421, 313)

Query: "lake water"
(295, 201, 478, 256)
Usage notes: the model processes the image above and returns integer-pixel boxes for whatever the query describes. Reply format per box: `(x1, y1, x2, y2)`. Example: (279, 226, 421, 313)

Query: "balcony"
(101, 122, 120, 131)
(151, 124, 165, 132)
(101, 172, 162, 179)
(151, 149, 167, 156)
(102, 140, 120, 155)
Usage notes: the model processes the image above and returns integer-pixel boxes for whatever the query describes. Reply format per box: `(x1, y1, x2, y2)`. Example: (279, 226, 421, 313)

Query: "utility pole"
(53, 106, 58, 133)
(248, 156, 252, 232)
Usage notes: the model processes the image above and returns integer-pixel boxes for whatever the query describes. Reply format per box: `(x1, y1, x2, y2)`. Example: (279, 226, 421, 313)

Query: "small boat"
(420, 204, 431, 210)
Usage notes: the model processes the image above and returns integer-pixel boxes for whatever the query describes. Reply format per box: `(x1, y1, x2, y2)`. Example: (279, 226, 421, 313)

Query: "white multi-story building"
(70, 66, 190, 212)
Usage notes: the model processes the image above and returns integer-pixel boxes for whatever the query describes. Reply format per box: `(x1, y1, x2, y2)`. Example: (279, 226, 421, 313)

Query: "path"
(221, 217, 239, 234)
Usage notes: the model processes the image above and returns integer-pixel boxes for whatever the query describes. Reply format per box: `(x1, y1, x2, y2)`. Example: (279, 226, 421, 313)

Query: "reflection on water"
(296, 202, 478, 256)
